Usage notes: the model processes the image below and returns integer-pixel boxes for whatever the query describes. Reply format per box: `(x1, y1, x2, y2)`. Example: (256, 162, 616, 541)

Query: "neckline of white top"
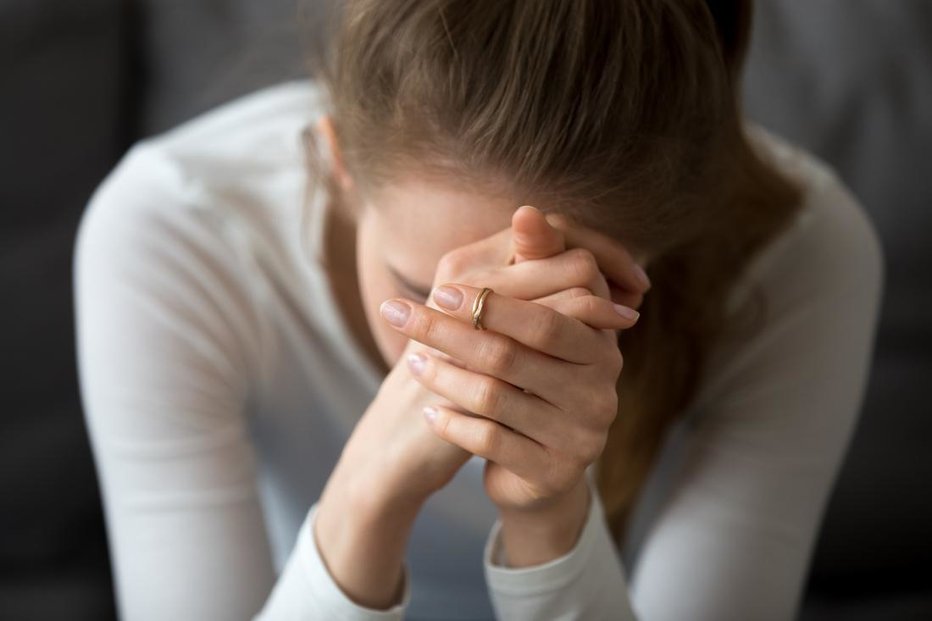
(300, 169, 386, 396)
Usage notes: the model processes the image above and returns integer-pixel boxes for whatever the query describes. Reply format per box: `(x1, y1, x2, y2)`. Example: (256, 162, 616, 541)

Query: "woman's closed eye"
(403, 288, 428, 303)
(389, 264, 432, 302)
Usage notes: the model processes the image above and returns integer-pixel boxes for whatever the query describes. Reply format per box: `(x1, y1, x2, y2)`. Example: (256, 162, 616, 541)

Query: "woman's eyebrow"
(387, 264, 434, 298)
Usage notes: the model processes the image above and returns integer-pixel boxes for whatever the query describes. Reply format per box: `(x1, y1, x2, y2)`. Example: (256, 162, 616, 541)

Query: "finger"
(531, 286, 592, 305)
(510, 205, 566, 264)
(528, 290, 636, 347)
(421, 403, 549, 482)
(381, 295, 596, 408)
(466, 248, 612, 301)
(544, 213, 652, 297)
(426, 284, 606, 363)
(406, 349, 562, 447)
(607, 283, 645, 312)
(444, 224, 514, 270)
(538, 293, 640, 330)
(381, 295, 584, 401)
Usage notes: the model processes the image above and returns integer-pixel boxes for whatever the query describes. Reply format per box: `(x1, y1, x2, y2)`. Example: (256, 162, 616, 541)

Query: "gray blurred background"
(1, 1, 929, 619)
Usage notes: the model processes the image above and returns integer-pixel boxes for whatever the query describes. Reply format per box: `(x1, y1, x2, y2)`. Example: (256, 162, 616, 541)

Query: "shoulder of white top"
(136, 79, 329, 165)
(728, 120, 884, 311)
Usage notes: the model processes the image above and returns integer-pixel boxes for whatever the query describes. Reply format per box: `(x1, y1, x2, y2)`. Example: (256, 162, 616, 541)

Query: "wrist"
(314, 470, 422, 610)
(496, 478, 591, 568)
(329, 457, 427, 521)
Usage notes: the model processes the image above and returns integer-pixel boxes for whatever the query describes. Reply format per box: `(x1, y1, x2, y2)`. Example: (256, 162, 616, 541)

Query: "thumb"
(510, 205, 566, 265)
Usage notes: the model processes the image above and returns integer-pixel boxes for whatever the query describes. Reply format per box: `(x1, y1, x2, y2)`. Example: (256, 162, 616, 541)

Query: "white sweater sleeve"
(481, 171, 884, 620)
(483, 472, 638, 619)
(74, 143, 411, 620)
(256, 500, 411, 620)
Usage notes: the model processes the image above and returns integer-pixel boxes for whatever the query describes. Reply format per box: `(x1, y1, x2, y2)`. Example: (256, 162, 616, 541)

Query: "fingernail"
(380, 300, 411, 327)
(633, 264, 651, 290)
(407, 352, 427, 375)
(613, 304, 640, 321)
(432, 285, 463, 310)
(423, 406, 439, 422)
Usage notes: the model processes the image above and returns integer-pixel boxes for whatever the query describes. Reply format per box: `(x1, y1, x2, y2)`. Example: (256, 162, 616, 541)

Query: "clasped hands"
(379, 205, 651, 516)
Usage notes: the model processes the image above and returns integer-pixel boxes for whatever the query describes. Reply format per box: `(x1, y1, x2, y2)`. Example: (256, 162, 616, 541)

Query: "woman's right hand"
(330, 206, 649, 512)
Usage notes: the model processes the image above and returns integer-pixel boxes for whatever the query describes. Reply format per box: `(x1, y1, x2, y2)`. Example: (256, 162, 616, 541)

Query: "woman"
(73, 0, 884, 619)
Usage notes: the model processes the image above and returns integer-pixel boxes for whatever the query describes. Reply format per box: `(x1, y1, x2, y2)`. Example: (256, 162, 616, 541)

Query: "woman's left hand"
(386, 282, 627, 514)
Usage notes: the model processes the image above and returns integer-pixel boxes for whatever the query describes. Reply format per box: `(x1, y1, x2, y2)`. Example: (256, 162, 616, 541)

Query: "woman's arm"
(256, 498, 413, 619)
(75, 143, 413, 620)
(628, 178, 884, 620)
(306, 450, 422, 610)
(75, 145, 276, 619)
(480, 175, 884, 620)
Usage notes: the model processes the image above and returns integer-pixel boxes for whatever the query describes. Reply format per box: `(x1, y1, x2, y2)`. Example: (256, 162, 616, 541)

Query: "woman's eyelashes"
(402, 287, 428, 303)
(391, 274, 430, 302)
(386, 263, 434, 301)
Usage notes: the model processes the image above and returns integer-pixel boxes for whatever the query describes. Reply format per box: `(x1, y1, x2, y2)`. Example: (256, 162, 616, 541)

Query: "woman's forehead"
(370, 177, 516, 258)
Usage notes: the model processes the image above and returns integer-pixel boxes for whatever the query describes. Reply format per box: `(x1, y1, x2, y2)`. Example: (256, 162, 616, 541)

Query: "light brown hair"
(300, 0, 803, 544)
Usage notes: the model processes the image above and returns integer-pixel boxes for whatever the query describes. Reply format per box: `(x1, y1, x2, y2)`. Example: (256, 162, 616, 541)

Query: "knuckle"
(581, 295, 604, 317)
(475, 422, 500, 455)
(567, 246, 592, 262)
(412, 308, 443, 344)
(546, 463, 581, 496)
(474, 375, 504, 414)
(534, 309, 563, 349)
(578, 389, 614, 430)
(568, 428, 592, 463)
(433, 408, 452, 437)
(583, 433, 608, 463)
(612, 347, 625, 374)
(594, 389, 619, 426)
(604, 388, 620, 419)
(566, 427, 605, 466)
(568, 248, 599, 283)
(567, 286, 591, 299)
(480, 336, 519, 376)
(600, 343, 624, 374)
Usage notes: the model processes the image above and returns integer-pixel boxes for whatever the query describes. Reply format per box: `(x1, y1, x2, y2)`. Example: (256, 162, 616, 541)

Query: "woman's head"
(302, 0, 802, 540)
(311, 0, 741, 239)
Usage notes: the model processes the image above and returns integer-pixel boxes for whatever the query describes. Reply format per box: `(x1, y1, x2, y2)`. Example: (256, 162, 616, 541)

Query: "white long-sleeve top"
(73, 79, 884, 620)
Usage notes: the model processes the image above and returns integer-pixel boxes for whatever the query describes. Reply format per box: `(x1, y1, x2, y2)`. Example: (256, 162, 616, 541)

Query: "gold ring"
(471, 287, 493, 330)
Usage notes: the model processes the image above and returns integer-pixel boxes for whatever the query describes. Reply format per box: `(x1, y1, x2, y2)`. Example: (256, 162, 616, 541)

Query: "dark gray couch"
(1, 1, 928, 618)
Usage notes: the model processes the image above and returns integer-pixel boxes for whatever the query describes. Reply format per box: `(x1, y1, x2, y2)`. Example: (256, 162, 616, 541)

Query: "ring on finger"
(471, 287, 493, 330)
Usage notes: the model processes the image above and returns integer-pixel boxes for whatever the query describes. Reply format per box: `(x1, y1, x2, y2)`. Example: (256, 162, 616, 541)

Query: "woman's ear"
(316, 115, 355, 193)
